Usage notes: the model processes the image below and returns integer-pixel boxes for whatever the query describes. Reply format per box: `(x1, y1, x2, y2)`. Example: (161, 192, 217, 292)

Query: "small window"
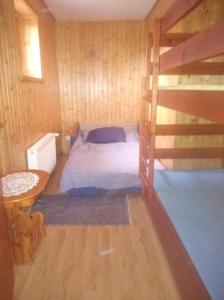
(14, 0, 42, 80)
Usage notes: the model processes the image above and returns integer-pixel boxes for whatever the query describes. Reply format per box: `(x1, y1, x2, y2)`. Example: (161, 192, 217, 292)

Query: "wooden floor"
(14, 155, 180, 300)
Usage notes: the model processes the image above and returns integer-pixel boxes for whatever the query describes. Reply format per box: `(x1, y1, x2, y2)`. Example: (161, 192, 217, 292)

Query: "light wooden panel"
(0, 0, 61, 175)
(160, 0, 203, 34)
(145, 0, 224, 169)
(56, 21, 145, 133)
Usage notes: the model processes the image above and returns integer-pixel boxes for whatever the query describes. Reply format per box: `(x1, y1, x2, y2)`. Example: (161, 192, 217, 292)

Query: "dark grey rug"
(31, 192, 131, 225)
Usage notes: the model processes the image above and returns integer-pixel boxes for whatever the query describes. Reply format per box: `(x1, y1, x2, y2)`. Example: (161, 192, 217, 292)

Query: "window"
(14, 0, 42, 80)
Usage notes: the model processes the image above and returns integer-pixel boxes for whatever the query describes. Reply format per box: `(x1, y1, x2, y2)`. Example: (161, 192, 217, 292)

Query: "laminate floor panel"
(14, 155, 180, 300)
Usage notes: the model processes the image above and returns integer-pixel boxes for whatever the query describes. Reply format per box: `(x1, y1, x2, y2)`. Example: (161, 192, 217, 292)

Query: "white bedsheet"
(60, 140, 141, 192)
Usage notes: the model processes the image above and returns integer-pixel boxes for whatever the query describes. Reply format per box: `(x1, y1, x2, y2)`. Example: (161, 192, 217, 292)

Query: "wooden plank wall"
(145, 0, 224, 169)
(0, 0, 61, 175)
(56, 21, 145, 134)
(1, 0, 224, 173)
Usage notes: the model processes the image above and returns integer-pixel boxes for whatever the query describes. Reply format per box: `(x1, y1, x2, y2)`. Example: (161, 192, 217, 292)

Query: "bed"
(139, 0, 224, 298)
(154, 169, 224, 300)
(60, 123, 164, 195)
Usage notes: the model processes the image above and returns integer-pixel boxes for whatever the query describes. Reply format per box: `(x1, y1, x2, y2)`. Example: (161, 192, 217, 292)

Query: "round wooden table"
(2, 170, 49, 264)
(3, 170, 49, 216)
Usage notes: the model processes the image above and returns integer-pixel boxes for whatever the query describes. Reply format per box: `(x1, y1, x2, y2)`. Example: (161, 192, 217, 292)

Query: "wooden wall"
(1, 0, 224, 173)
(145, 0, 224, 169)
(56, 21, 145, 134)
(0, 0, 61, 175)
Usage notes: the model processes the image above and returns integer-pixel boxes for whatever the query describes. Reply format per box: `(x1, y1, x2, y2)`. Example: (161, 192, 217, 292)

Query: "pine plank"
(161, 0, 203, 33)
(160, 20, 224, 72)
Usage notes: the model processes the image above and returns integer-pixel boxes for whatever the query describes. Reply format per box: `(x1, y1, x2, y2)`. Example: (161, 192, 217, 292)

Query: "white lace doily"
(2, 172, 40, 197)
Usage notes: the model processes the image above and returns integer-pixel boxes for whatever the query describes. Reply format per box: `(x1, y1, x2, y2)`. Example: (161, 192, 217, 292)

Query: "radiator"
(27, 133, 59, 173)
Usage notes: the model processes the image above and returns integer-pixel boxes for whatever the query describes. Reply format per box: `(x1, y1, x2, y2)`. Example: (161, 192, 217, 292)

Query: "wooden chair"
(9, 209, 46, 264)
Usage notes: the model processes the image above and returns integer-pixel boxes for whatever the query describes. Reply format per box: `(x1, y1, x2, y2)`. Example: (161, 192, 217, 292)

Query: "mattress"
(154, 169, 224, 300)
(60, 140, 141, 193)
(60, 121, 166, 194)
(60, 123, 164, 194)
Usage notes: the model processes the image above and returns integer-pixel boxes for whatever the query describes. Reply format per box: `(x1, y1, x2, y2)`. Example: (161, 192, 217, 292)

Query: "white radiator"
(27, 133, 59, 173)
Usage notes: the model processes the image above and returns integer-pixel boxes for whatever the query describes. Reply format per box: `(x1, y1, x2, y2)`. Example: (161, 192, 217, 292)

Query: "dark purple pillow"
(86, 127, 126, 144)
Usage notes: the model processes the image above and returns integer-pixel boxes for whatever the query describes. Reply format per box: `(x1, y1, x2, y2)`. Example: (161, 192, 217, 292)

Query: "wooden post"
(139, 76, 147, 177)
(148, 18, 161, 198)
(140, 33, 153, 198)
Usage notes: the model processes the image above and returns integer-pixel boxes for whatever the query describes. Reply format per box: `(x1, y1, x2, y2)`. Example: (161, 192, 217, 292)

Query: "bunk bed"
(139, 1, 224, 300)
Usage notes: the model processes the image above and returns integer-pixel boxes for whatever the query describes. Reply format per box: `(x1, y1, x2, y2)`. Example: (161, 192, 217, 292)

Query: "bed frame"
(71, 122, 80, 137)
(139, 1, 224, 299)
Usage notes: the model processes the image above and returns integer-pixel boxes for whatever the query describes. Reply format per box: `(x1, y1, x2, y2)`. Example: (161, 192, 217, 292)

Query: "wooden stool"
(9, 209, 46, 264)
